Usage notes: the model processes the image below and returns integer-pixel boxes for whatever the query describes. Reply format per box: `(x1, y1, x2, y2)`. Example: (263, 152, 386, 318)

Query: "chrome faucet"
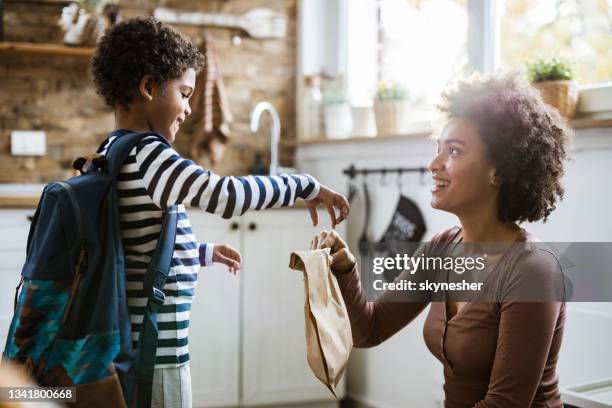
(250, 101, 280, 176)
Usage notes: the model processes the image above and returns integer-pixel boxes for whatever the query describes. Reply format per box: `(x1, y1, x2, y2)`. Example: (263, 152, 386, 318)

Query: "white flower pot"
(324, 104, 353, 139)
(351, 106, 377, 137)
(373, 100, 412, 136)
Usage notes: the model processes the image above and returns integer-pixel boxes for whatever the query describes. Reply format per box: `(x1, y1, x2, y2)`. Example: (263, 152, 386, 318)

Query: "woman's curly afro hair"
(91, 17, 204, 110)
(436, 74, 572, 223)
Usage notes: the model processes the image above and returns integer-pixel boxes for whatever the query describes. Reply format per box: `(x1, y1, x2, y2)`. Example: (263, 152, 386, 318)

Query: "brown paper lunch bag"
(289, 249, 353, 397)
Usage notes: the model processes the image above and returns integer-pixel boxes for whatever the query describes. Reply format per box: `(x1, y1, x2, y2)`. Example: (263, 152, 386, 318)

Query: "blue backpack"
(3, 131, 176, 408)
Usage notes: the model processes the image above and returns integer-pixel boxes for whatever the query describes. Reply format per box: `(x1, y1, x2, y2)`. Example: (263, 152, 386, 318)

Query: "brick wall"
(0, 0, 297, 183)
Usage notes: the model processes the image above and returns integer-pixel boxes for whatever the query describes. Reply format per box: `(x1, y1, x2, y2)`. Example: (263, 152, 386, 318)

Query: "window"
(347, 0, 469, 109)
(379, 0, 469, 107)
(344, 0, 611, 119)
(500, 0, 612, 84)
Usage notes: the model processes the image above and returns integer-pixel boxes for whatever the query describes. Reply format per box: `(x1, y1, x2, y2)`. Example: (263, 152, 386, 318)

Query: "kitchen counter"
(0, 184, 45, 208)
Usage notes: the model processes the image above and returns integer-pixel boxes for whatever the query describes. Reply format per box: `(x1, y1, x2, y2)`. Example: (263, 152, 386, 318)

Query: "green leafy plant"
(79, 0, 106, 13)
(375, 81, 409, 101)
(526, 57, 574, 83)
(323, 89, 348, 106)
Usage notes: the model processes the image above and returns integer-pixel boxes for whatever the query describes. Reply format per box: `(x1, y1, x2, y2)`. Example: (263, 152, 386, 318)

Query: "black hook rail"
(343, 164, 429, 179)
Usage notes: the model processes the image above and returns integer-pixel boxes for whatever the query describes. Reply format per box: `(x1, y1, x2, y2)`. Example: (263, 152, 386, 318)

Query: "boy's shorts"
(152, 363, 192, 408)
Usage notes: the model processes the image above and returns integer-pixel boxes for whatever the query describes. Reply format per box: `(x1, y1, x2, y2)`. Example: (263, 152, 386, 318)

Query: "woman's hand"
(306, 185, 350, 229)
(310, 230, 356, 274)
(213, 244, 242, 275)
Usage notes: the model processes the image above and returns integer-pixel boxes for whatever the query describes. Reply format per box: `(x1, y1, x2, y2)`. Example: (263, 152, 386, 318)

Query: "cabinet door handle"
(230, 222, 240, 231)
(248, 222, 257, 231)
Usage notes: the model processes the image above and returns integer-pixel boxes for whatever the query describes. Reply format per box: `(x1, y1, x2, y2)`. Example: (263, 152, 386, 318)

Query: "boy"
(90, 17, 349, 408)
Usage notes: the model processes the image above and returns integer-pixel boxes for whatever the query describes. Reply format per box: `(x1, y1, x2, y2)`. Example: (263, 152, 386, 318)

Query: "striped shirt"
(99, 129, 321, 367)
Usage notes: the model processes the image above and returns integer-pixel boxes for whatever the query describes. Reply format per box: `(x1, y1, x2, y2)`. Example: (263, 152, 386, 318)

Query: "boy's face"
(145, 68, 196, 142)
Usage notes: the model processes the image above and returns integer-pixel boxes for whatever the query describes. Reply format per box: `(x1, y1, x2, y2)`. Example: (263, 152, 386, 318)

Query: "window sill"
(288, 117, 612, 147)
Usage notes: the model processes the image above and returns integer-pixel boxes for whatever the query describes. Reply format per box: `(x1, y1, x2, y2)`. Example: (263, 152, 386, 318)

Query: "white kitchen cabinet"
(187, 212, 242, 407)
(0, 209, 35, 349)
(188, 208, 345, 407)
(241, 210, 343, 405)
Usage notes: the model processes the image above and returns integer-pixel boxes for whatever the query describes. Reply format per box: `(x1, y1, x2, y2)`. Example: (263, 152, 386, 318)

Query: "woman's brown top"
(335, 226, 565, 408)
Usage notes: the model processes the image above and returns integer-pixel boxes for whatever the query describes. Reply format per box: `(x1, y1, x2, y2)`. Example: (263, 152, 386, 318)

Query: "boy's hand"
(310, 230, 356, 275)
(306, 185, 350, 229)
(213, 244, 242, 275)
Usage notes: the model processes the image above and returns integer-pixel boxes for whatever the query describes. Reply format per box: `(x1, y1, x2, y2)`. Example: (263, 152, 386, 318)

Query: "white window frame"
(467, 0, 500, 74)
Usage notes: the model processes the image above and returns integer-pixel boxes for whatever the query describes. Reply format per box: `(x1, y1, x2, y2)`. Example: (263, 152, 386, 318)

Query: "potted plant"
(373, 81, 412, 136)
(526, 57, 578, 119)
(323, 89, 353, 139)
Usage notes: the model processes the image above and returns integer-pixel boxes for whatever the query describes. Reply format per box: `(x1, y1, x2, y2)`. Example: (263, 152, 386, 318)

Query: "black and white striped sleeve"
(135, 139, 321, 217)
(199, 243, 214, 267)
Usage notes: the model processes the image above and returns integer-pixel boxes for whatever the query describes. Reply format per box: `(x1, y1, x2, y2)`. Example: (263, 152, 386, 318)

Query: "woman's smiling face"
(428, 118, 498, 217)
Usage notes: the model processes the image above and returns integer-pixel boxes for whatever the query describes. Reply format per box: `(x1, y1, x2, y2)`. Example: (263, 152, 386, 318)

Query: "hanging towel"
(358, 185, 426, 282)
(378, 195, 427, 282)
(188, 35, 234, 159)
(289, 249, 352, 397)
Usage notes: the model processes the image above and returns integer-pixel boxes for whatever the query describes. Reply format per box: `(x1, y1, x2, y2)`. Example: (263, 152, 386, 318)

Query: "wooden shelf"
(570, 117, 612, 130)
(0, 41, 95, 58)
(4, 0, 73, 4)
(284, 131, 430, 147)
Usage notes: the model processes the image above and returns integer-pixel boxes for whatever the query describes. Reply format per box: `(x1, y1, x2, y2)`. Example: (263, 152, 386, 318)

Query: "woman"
(312, 74, 571, 407)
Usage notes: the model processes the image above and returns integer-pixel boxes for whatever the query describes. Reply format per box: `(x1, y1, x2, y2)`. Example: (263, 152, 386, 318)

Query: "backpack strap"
(134, 205, 178, 408)
(99, 130, 177, 407)
(103, 131, 171, 178)
(25, 185, 47, 257)
(56, 182, 84, 247)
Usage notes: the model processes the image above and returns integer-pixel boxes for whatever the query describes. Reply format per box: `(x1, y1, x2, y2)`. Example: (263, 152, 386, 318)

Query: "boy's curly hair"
(436, 74, 572, 223)
(91, 17, 204, 110)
